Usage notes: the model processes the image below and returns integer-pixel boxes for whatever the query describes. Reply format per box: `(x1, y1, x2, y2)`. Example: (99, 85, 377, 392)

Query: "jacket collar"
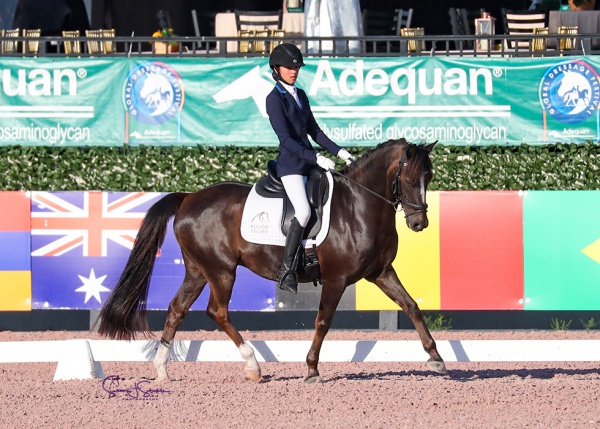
(275, 81, 295, 94)
(278, 80, 296, 94)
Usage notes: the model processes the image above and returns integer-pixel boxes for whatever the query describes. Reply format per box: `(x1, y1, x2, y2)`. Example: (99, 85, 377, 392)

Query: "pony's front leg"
(153, 338, 171, 381)
(375, 268, 447, 374)
(305, 282, 346, 383)
(238, 342, 261, 381)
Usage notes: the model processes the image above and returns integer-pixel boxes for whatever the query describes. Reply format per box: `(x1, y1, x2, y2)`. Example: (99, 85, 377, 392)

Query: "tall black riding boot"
(276, 217, 305, 294)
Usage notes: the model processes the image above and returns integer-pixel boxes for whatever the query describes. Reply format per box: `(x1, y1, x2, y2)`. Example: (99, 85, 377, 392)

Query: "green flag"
(524, 190, 600, 310)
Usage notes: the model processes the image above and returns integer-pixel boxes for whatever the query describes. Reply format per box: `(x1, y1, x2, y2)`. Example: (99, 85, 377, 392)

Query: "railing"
(0, 33, 599, 58)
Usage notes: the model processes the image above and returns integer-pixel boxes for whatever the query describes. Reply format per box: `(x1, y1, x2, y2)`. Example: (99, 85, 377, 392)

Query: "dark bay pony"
(97, 138, 447, 383)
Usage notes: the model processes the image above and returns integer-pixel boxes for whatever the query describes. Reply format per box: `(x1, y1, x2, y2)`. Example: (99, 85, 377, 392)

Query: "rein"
(331, 170, 398, 208)
(331, 149, 428, 218)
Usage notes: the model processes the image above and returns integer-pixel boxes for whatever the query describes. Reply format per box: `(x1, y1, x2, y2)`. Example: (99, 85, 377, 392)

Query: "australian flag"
(30, 191, 274, 310)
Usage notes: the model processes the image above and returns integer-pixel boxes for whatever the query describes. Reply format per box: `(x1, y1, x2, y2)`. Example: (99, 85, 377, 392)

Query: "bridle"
(332, 148, 429, 218)
(391, 149, 429, 217)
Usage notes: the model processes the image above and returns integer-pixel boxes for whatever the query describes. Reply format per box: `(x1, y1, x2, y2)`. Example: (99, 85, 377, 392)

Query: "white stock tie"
(291, 87, 302, 109)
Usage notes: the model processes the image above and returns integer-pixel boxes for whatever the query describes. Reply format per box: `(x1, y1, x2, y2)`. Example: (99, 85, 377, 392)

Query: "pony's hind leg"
(205, 275, 262, 381)
(153, 266, 208, 381)
(374, 268, 447, 374)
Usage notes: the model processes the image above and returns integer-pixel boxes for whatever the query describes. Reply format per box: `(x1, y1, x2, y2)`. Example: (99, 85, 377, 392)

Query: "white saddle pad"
(240, 171, 334, 247)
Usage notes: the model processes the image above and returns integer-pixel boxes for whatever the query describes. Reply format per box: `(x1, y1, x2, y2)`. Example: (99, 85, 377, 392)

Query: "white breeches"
(281, 174, 310, 227)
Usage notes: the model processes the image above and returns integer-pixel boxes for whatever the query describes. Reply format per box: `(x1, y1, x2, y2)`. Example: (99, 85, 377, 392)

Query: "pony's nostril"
(411, 218, 429, 232)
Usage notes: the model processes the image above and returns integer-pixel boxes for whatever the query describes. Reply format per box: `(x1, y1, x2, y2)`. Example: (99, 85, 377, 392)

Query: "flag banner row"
(0, 190, 598, 311)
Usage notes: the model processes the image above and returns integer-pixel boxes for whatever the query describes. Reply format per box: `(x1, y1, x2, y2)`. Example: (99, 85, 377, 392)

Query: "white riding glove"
(316, 153, 336, 171)
(338, 149, 356, 165)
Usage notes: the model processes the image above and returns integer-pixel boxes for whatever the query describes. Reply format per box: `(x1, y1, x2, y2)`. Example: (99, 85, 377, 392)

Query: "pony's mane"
(340, 138, 407, 174)
(341, 138, 432, 182)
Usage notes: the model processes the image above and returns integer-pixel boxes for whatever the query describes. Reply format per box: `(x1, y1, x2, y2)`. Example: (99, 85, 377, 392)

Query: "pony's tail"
(95, 192, 188, 340)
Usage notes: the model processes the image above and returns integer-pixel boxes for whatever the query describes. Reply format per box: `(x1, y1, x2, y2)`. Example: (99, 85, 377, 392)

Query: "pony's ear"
(406, 143, 417, 158)
(424, 141, 437, 152)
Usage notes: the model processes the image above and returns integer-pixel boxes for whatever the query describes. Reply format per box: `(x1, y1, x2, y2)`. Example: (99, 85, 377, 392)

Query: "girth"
(255, 160, 329, 237)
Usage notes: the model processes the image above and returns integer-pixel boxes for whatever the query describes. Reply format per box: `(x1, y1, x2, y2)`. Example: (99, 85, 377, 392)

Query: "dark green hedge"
(0, 143, 598, 191)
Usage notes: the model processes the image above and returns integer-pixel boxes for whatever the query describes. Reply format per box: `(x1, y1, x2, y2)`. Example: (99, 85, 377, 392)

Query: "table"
(549, 10, 600, 48)
(215, 11, 305, 53)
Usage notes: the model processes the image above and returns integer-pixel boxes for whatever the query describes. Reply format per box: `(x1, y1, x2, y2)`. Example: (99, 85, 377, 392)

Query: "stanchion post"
(379, 310, 398, 331)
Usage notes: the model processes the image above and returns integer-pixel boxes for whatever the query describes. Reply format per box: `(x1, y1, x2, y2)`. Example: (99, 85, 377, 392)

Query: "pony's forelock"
(405, 144, 433, 183)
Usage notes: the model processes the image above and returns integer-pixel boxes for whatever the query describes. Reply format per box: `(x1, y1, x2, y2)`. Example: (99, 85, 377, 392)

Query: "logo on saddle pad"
(241, 172, 334, 247)
(249, 211, 270, 235)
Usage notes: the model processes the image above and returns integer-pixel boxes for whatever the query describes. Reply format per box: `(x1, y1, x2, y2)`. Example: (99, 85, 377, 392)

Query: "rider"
(266, 43, 355, 294)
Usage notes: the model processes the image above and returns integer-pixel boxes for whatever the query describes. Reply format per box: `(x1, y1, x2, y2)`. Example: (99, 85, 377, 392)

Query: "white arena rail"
(1, 339, 599, 381)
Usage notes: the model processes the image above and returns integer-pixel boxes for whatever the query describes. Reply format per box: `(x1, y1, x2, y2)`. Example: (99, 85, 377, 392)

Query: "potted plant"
(152, 10, 179, 53)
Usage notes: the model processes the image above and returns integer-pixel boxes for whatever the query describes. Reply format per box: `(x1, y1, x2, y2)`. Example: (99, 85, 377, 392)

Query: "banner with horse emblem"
(1, 57, 600, 146)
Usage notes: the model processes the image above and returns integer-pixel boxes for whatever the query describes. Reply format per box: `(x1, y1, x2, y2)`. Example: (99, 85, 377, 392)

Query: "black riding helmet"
(269, 43, 305, 82)
(269, 43, 305, 69)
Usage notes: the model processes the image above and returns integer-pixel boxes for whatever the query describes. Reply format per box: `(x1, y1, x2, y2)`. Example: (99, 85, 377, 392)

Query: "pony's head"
(395, 140, 436, 232)
(341, 138, 436, 232)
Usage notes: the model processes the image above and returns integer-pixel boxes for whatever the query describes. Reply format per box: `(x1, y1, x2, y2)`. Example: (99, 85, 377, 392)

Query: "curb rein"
(332, 149, 428, 218)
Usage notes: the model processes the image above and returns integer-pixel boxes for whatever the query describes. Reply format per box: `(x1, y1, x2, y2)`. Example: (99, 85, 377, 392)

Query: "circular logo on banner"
(539, 60, 600, 124)
(122, 62, 185, 125)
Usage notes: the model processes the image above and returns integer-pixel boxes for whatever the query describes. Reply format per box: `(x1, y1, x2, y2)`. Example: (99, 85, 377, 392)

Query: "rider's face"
(278, 65, 300, 85)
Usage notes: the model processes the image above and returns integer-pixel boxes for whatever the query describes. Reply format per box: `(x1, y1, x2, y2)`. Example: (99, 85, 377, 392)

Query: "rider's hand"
(338, 149, 356, 165)
(316, 154, 336, 171)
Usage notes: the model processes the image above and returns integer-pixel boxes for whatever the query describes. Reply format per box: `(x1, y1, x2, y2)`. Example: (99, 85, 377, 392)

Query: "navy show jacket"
(266, 81, 342, 178)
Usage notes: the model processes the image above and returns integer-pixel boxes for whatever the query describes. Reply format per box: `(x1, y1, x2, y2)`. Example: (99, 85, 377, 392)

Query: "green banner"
(1, 56, 599, 146)
(0, 58, 126, 146)
(524, 190, 600, 310)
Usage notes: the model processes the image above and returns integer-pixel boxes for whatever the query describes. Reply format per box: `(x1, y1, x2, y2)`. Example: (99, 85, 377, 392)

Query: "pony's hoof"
(303, 375, 322, 384)
(244, 368, 262, 381)
(427, 358, 448, 374)
(155, 376, 171, 383)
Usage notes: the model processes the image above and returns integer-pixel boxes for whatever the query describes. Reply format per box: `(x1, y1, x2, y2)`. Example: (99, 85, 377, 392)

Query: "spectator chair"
(502, 9, 548, 50)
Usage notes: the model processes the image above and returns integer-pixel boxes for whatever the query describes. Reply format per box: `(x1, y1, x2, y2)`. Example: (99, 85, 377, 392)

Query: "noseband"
(391, 150, 429, 218)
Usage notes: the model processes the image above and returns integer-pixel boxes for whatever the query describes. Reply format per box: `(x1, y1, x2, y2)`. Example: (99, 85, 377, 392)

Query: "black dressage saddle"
(254, 160, 330, 239)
